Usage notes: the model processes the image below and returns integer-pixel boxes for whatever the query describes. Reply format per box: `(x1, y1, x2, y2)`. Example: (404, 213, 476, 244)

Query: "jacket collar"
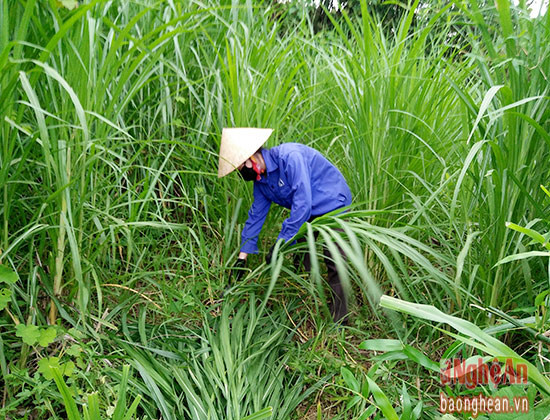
(261, 148, 278, 173)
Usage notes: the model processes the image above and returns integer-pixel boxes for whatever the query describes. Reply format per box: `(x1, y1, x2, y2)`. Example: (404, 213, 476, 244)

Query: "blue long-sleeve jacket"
(240, 143, 352, 254)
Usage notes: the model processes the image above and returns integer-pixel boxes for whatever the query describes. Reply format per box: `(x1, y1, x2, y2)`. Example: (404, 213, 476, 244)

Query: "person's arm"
(240, 183, 272, 254)
(278, 152, 312, 243)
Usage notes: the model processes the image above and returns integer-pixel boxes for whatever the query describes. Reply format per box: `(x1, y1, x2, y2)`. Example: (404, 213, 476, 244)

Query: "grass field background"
(1, 0, 549, 418)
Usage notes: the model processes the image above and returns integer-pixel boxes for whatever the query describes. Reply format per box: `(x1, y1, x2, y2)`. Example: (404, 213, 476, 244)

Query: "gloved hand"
(221, 258, 246, 299)
(265, 244, 276, 265)
(293, 251, 305, 272)
(232, 258, 247, 282)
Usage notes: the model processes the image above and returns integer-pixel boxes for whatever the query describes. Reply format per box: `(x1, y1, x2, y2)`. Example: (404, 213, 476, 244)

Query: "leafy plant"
(0, 264, 17, 313)
(117, 297, 317, 420)
(15, 324, 56, 346)
(496, 185, 550, 267)
(50, 364, 141, 420)
(339, 364, 423, 420)
(379, 295, 550, 396)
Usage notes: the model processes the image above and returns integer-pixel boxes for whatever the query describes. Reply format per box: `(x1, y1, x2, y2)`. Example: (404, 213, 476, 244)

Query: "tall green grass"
(117, 297, 315, 420)
(301, 0, 550, 315)
(448, 0, 550, 311)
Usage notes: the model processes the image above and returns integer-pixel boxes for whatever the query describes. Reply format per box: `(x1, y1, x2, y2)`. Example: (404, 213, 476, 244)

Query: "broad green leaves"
(48, 365, 141, 420)
(496, 185, 550, 266)
(380, 295, 550, 396)
(0, 264, 17, 284)
(359, 339, 439, 372)
(38, 357, 75, 380)
(15, 324, 40, 345)
(37, 327, 57, 347)
(339, 364, 421, 420)
(66, 344, 83, 357)
(239, 407, 273, 420)
(0, 264, 16, 310)
(0, 288, 11, 311)
(505, 223, 549, 250)
(15, 324, 57, 347)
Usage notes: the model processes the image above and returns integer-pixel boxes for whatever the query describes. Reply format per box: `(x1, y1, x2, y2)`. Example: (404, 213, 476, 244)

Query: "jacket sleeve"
(277, 152, 312, 243)
(240, 183, 272, 254)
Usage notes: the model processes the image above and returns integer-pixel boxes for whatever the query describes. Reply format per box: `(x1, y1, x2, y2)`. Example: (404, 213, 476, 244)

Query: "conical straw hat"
(218, 128, 273, 178)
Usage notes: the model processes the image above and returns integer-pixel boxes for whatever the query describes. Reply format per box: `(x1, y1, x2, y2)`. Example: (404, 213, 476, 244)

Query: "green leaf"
(412, 401, 423, 419)
(68, 327, 84, 339)
(38, 327, 57, 347)
(535, 290, 550, 308)
(358, 406, 376, 420)
(38, 356, 62, 380)
(359, 339, 402, 352)
(113, 364, 130, 420)
(0, 265, 17, 285)
(495, 251, 550, 266)
(346, 395, 361, 410)
(16, 324, 40, 345)
(63, 361, 75, 377)
(0, 288, 11, 310)
(505, 222, 549, 250)
(38, 357, 75, 380)
(86, 393, 101, 420)
(365, 376, 399, 420)
(66, 344, 82, 357)
(401, 384, 412, 420)
(240, 407, 273, 420)
(402, 345, 440, 372)
(76, 357, 86, 369)
(467, 86, 504, 144)
(341, 367, 360, 392)
(380, 296, 550, 395)
(50, 367, 80, 420)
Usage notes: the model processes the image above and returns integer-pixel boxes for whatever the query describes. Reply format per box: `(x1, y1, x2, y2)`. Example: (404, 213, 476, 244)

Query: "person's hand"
(265, 244, 276, 265)
(221, 258, 246, 298)
(232, 258, 247, 282)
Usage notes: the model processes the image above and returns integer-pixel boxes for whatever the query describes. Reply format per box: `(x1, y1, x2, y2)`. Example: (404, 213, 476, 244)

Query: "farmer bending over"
(217, 127, 352, 322)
